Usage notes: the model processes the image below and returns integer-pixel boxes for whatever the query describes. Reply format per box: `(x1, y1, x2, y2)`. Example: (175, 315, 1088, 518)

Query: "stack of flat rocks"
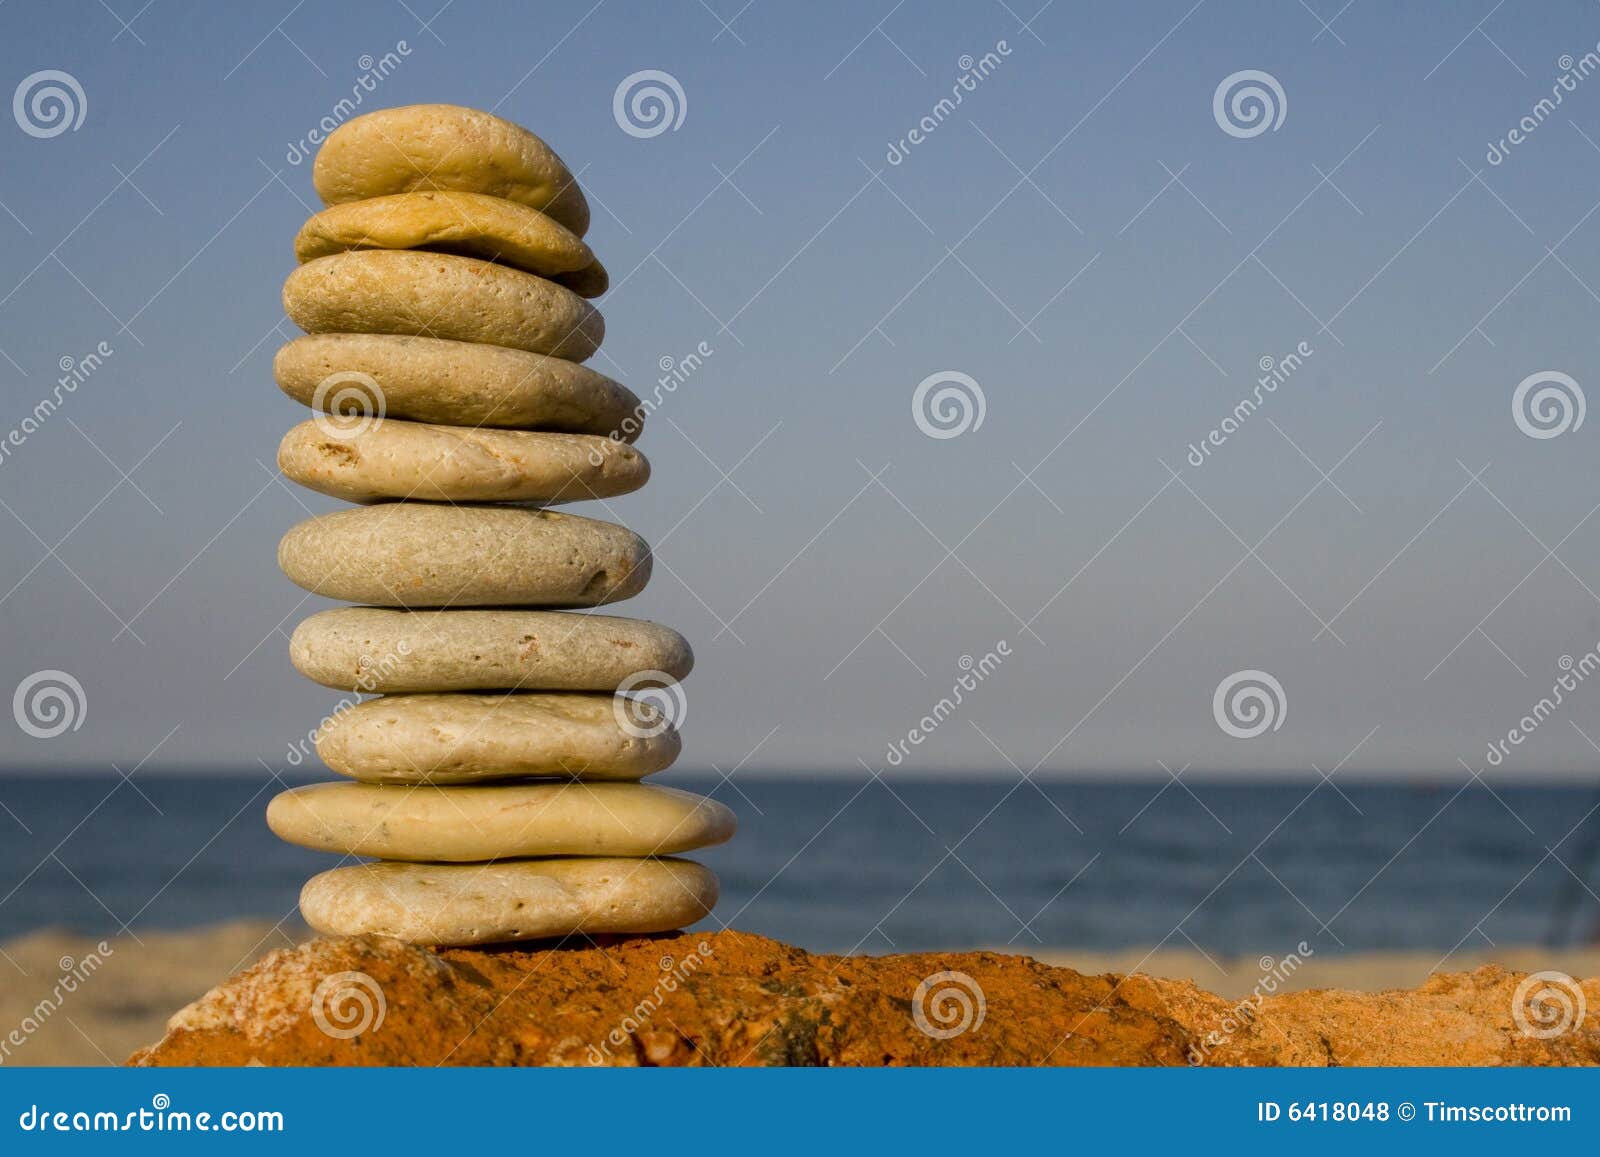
(265, 104, 732, 947)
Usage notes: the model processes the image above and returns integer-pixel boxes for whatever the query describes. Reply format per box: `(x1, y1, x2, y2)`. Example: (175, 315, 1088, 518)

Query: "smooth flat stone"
(274, 334, 640, 437)
(294, 191, 601, 293)
(555, 257, 607, 299)
(277, 504, 650, 607)
(290, 607, 692, 692)
(313, 103, 590, 236)
(284, 250, 603, 361)
(299, 857, 716, 945)
(314, 692, 679, 783)
(268, 781, 734, 861)
(277, 419, 648, 504)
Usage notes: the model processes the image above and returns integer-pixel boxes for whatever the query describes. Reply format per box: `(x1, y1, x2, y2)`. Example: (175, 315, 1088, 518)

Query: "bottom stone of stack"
(299, 857, 718, 946)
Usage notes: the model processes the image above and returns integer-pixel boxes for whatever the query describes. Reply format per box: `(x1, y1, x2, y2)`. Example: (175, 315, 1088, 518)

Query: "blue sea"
(1, 773, 1598, 954)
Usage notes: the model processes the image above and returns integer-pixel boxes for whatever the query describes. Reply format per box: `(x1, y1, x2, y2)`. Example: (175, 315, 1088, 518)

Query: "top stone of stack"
(312, 103, 591, 237)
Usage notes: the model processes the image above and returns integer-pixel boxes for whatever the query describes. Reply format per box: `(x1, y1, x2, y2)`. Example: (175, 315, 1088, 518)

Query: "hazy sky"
(3, 0, 1600, 778)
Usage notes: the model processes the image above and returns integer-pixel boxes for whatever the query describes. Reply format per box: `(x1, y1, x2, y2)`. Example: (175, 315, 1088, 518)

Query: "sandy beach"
(4, 922, 1598, 1066)
(0, 922, 304, 1066)
(1030, 944, 1600, 1001)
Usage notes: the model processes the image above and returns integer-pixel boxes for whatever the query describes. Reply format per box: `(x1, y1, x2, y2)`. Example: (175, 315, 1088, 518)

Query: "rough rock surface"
(129, 930, 1600, 1067)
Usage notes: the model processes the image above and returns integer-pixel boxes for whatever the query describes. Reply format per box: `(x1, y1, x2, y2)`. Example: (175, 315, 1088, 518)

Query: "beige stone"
(277, 504, 650, 607)
(555, 257, 607, 299)
(294, 191, 599, 292)
(299, 857, 716, 945)
(274, 334, 640, 437)
(283, 250, 603, 361)
(276, 419, 648, 504)
(267, 781, 734, 861)
(289, 607, 692, 692)
(313, 103, 590, 236)
(314, 692, 679, 783)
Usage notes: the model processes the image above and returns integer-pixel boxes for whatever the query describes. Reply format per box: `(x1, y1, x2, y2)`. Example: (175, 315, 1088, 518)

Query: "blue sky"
(3, 0, 1600, 777)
